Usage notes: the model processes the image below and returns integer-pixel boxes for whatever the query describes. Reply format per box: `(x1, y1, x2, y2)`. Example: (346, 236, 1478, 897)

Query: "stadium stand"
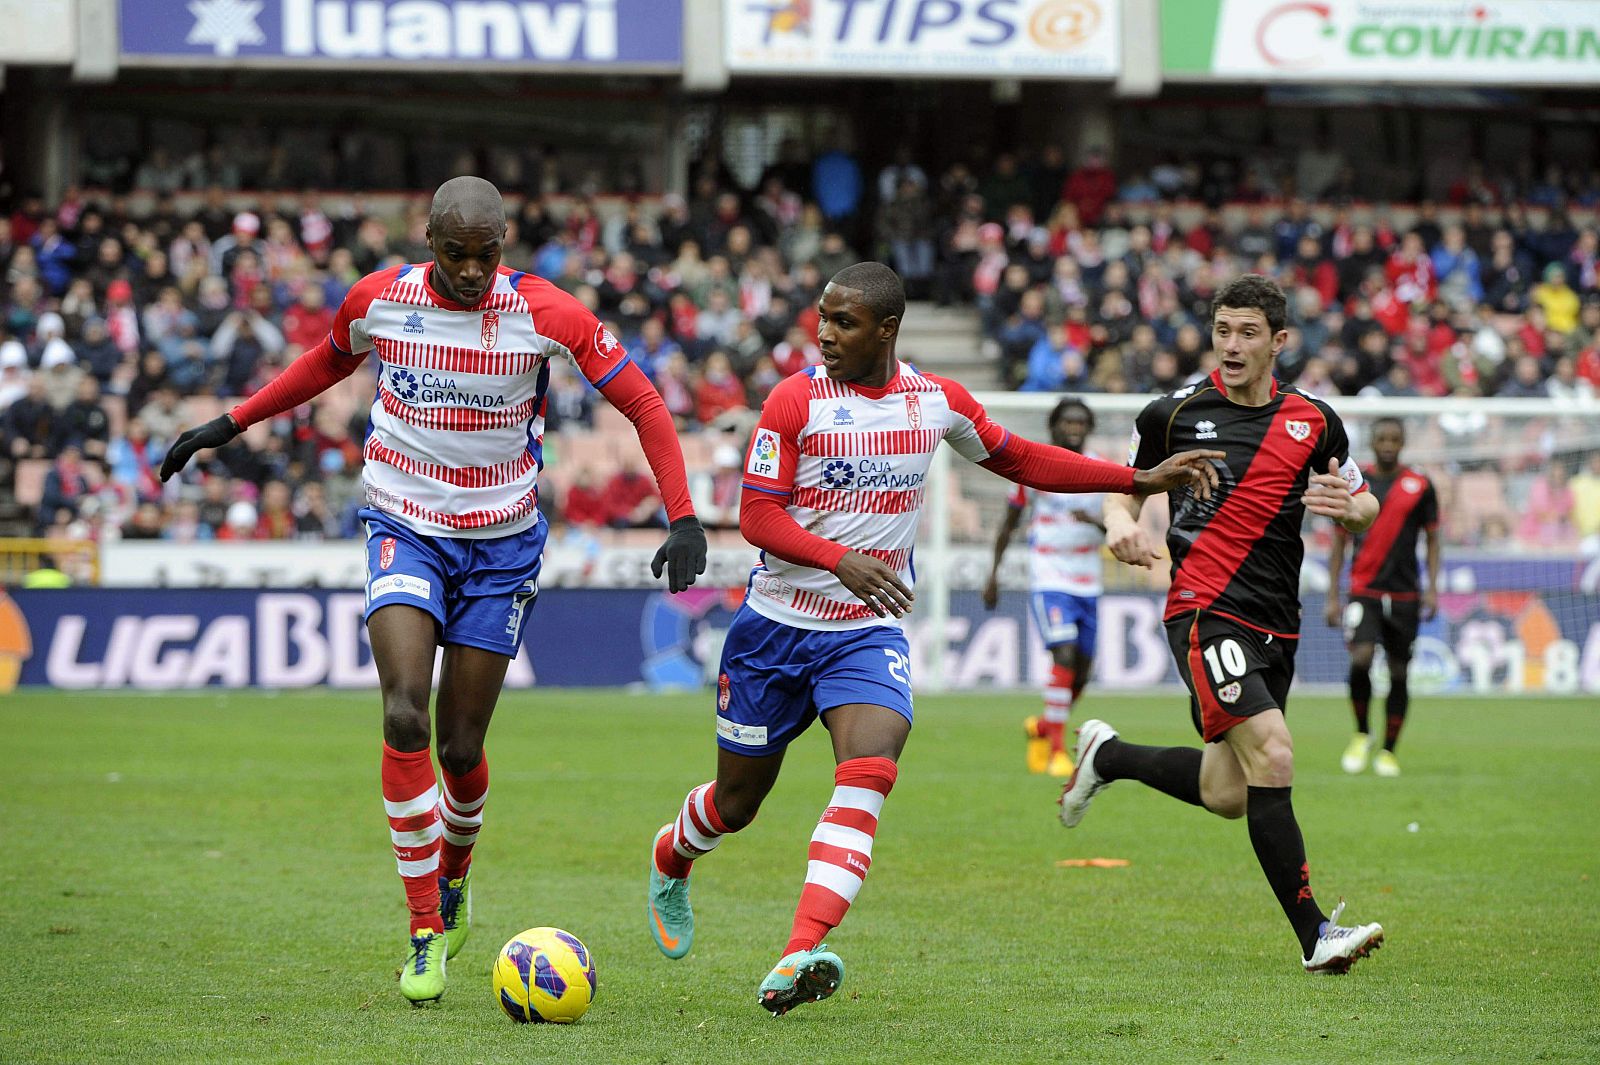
(1, 142, 1596, 553)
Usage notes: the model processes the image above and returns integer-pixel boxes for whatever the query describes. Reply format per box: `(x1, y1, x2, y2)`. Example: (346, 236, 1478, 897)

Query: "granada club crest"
(379, 537, 396, 571)
(718, 672, 731, 712)
(905, 393, 922, 429)
(481, 309, 500, 350)
(1285, 420, 1311, 441)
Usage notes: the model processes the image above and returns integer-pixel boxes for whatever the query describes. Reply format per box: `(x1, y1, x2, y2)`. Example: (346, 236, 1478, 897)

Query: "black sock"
(1245, 785, 1327, 957)
(1349, 666, 1372, 733)
(1094, 738, 1204, 807)
(1384, 671, 1409, 751)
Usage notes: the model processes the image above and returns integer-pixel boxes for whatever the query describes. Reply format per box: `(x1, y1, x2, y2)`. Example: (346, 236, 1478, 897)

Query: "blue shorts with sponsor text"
(714, 603, 914, 757)
(1029, 591, 1099, 656)
(360, 507, 546, 658)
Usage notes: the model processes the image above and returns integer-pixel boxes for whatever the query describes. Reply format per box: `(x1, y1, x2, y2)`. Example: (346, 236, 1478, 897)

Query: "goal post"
(914, 393, 1600, 697)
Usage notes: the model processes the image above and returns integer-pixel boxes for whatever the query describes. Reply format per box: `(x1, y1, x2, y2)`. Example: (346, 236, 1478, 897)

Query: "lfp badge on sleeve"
(747, 428, 782, 478)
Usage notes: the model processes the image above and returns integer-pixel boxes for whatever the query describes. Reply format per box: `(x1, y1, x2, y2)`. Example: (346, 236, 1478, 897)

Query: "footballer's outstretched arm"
(160, 333, 369, 481)
(932, 373, 1222, 499)
(1104, 493, 1164, 569)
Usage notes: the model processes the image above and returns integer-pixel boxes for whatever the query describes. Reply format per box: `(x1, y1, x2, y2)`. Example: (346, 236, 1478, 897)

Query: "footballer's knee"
(1203, 785, 1247, 820)
(1348, 645, 1376, 672)
(436, 739, 484, 779)
(381, 685, 432, 751)
(1254, 734, 1296, 786)
(709, 786, 762, 832)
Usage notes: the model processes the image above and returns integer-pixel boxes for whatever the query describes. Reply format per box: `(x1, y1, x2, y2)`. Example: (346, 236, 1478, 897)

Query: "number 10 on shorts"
(1202, 638, 1247, 684)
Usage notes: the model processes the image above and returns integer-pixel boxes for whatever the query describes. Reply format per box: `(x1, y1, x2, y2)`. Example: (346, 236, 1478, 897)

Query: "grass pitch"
(3, 689, 1595, 1064)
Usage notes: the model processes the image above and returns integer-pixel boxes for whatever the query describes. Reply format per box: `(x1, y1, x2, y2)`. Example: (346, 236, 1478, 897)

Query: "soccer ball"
(492, 927, 596, 1024)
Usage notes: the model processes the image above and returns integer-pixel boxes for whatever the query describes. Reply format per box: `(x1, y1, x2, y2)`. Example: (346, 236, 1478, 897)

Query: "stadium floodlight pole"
(922, 442, 952, 693)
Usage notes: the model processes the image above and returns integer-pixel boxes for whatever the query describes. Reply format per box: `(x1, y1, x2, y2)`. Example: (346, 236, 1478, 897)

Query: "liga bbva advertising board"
(1164, 0, 1600, 84)
(119, 0, 682, 68)
(8, 560, 1600, 694)
(725, 0, 1120, 79)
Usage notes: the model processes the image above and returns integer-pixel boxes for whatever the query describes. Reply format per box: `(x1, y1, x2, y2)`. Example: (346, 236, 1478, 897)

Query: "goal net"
(914, 393, 1600, 698)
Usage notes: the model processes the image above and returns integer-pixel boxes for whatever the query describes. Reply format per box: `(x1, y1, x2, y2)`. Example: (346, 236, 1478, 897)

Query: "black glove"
(651, 515, 708, 594)
(159, 414, 241, 482)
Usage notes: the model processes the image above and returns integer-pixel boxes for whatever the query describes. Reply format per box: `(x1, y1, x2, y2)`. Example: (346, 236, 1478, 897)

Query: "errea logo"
(1195, 420, 1218, 440)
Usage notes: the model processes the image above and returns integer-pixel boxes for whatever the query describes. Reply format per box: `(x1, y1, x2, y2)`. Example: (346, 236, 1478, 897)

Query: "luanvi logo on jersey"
(832, 406, 854, 426)
(593, 323, 620, 358)
(1195, 420, 1218, 440)
(1285, 420, 1312, 441)
(481, 309, 500, 350)
(403, 312, 425, 335)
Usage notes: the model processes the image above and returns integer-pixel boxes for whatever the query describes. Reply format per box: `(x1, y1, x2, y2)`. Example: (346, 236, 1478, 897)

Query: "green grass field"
(3, 689, 1596, 1064)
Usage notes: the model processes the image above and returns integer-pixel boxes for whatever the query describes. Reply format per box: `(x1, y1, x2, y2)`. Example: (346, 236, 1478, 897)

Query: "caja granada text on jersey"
(417, 372, 507, 408)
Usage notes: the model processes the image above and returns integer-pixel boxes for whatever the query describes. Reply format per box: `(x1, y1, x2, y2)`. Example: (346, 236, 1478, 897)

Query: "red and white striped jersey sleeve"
(929, 373, 1011, 462)
(514, 275, 631, 389)
(742, 372, 811, 500)
(330, 267, 395, 355)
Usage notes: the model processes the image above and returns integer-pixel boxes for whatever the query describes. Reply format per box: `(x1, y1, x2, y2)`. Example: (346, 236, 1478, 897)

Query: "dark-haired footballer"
(982, 396, 1108, 777)
(1326, 416, 1440, 777)
(644, 262, 1222, 1015)
(1058, 273, 1388, 975)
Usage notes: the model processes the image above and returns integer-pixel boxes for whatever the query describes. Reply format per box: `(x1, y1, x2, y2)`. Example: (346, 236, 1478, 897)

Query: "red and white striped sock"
(438, 753, 488, 882)
(784, 756, 898, 955)
(1043, 664, 1076, 754)
(654, 782, 731, 880)
(381, 743, 443, 935)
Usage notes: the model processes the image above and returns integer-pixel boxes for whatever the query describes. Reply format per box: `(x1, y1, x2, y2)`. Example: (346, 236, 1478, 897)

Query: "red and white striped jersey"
(334, 263, 628, 538)
(1008, 468, 1106, 596)
(741, 363, 1013, 631)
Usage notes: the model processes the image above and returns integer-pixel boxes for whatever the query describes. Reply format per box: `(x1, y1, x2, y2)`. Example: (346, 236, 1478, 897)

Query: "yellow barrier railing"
(0, 538, 100, 587)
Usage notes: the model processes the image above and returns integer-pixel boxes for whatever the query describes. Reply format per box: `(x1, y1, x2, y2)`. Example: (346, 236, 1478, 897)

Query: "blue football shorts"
(360, 506, 547, 658)
(713, 603, 914, 757)
(1029, 591, 1099, 656)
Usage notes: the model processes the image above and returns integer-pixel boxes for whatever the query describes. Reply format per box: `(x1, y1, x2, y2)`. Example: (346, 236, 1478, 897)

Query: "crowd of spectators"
(2, 138, 1597, 555)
